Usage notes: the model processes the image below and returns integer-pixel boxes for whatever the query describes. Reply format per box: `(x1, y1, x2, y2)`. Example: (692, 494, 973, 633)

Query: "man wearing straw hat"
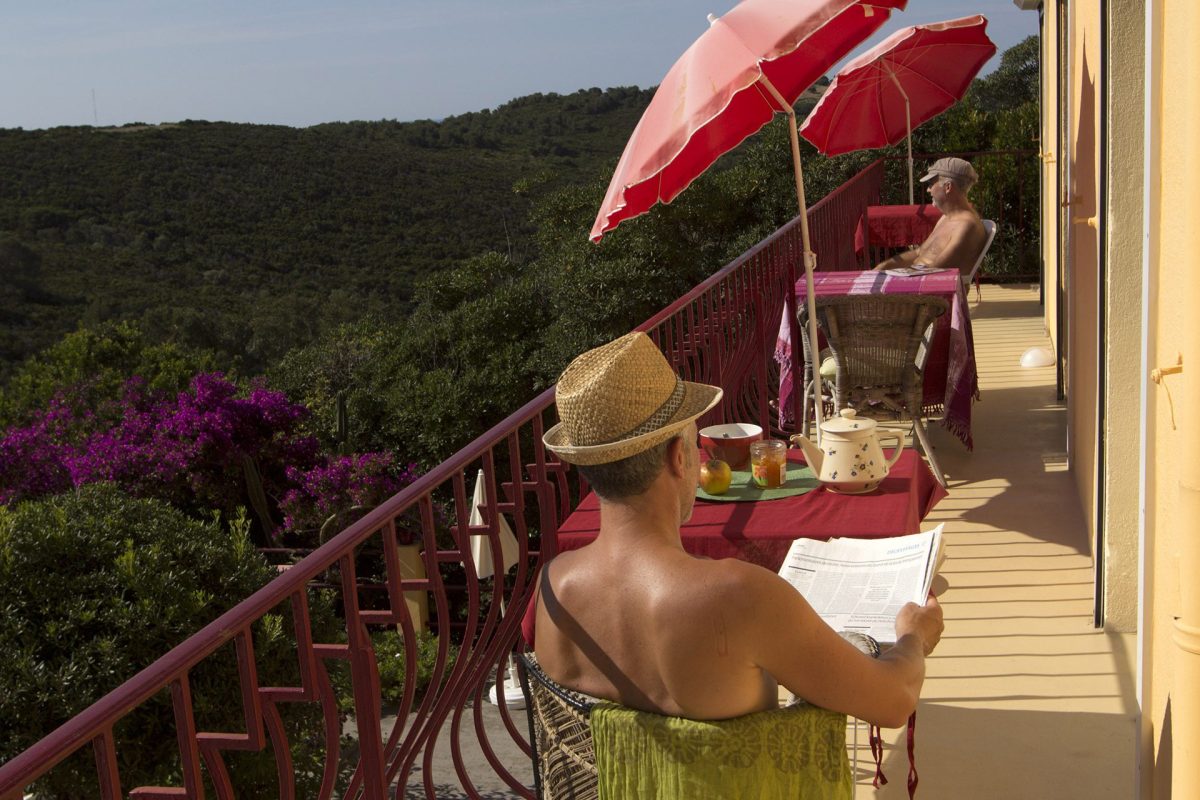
(533, 331, 943, 725)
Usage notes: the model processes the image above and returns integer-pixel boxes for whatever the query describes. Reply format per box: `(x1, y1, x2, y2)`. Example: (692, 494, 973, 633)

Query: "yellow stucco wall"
(1041, 7, 1060, 355)
(1103, 0, 1145, 634)
(1151, 3, 1200, 797)
(1044, 0, 1200, 794)
(1065, 1, 1101, 556)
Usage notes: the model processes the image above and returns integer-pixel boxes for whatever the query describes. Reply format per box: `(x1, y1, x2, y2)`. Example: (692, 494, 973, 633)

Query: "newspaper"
(777, 525, 944, 644)
(884, 265, 949, 277)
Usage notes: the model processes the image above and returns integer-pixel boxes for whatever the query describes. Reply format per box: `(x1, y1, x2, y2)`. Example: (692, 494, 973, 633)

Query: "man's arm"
(873, 248, 921, 272)
(874, 216, 945, 270)
(735, 567, 943, 728)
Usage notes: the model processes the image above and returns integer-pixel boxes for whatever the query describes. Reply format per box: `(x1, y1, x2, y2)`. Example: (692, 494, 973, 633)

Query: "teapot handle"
(881, 433, 905, 468)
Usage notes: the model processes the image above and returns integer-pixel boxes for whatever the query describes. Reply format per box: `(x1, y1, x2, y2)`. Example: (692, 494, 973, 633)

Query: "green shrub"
(0, 484, 348, 798)
(373, 628, 459, 707)
(0, 320, 222, 429)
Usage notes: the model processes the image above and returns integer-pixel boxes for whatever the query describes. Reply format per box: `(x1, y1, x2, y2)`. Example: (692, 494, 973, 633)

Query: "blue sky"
(0, 1, 1038, 130)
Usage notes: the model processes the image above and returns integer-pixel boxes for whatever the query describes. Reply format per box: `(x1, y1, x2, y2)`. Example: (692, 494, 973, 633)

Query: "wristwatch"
(838, 630, 882, 658)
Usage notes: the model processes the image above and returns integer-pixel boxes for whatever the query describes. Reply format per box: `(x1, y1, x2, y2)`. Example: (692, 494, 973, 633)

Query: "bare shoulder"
(544, 547, 803, 626)
(540, 547, 590, 585)
(683, 556, 805, 616)
(927, 213, 980, 246)
(545, 546, 774, 603)
(693, 553, 781, 588)
(943, 212, 984, 235)
(936, 213, 986, 256)
(537, 546, 612, 605)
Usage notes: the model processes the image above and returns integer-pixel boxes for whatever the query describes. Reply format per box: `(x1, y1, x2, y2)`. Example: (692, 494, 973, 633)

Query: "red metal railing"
(0, 159, 886, 800)
(809, 158, 885, 272)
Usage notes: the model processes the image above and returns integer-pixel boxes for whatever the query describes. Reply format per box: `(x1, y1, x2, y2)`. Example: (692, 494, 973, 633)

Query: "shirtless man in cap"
(874, 156, 988, 274)
(533, 331, 943, 727)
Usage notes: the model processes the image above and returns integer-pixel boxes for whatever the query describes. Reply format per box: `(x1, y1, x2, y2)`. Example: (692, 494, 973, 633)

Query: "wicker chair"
(516, 651, 601, 800)
(516, 636, 879, 799)
(798, 293, 950, 488)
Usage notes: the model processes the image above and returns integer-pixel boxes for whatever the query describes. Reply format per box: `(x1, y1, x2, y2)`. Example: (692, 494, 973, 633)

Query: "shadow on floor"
(862, 703, 1137, 799)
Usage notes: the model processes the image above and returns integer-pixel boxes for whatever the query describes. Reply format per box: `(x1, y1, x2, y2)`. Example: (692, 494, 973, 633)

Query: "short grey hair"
(575, 435, 678, 500)
(945, 172, 976, 194)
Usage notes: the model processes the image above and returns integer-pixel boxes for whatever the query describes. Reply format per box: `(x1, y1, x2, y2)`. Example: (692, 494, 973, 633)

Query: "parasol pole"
(885, 65, 915, 204)
(760, 75, 823, 444)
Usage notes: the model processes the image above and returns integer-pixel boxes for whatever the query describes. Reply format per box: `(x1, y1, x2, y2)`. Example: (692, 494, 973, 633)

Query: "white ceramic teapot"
(789, 409, 904, 494)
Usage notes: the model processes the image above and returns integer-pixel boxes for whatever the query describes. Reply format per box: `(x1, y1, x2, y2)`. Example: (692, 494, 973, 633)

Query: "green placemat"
(696, 464, 820, 502)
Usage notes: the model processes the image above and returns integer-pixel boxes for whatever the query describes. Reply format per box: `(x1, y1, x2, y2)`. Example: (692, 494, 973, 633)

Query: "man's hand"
(895, 594, 944, 656)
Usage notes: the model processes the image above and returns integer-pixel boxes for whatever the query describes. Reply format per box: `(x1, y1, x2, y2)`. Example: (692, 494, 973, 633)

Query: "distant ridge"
(0, 86, 656, 377)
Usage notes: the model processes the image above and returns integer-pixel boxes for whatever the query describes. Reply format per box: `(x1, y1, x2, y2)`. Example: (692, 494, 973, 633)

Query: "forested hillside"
(0, 86, 659, 377)
(0, 37, 1037, 468)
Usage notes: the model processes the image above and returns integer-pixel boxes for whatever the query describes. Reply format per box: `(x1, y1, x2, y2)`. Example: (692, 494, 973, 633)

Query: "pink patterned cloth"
(775, 269, 979, 450)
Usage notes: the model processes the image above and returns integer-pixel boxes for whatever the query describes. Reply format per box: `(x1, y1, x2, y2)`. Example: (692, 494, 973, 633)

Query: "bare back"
(533, 535, 939, 728)
(533, 542, 780, 719)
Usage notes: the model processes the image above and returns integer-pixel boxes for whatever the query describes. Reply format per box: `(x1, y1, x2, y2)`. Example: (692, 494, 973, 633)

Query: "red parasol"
(800, 15, 997, 203)
(591, 0, 907, 438)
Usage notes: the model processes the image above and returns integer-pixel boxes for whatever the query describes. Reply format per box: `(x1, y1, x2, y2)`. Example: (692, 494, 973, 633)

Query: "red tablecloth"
(553, 449, 945, 572)
(775, 269, 979, 450)
(853, 204, 943, 255)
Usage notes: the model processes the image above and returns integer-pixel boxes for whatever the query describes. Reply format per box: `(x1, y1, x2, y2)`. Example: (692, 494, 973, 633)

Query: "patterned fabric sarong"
(592, 702, 853, 800)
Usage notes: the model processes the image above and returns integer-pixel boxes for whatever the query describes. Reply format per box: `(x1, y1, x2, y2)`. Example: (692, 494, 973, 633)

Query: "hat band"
(600, 378, 686, 445)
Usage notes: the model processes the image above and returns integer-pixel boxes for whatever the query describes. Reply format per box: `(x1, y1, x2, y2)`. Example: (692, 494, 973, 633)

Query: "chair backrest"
(515, 651, 854, 800)
(962, 219, 997, 294)
(517, 651, 600, 800)
(801, 294, 949, 418)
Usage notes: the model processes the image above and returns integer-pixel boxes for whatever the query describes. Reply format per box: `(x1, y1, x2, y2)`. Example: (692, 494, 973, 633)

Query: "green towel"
(592, 702, 852, 800)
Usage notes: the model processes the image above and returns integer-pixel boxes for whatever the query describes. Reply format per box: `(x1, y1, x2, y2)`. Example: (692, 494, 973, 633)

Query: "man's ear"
(665, 433, 688, 478)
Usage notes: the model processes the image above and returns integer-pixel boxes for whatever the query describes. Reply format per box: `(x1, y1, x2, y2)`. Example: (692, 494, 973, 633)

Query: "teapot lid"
(820, 408, 878, 435)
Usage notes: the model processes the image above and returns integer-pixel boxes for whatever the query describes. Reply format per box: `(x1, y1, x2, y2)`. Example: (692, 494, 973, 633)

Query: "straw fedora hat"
(543, 332, 722, 465)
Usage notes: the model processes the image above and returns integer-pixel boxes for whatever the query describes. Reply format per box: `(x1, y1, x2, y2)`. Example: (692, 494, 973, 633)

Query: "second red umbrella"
(800, 15, 997, 203)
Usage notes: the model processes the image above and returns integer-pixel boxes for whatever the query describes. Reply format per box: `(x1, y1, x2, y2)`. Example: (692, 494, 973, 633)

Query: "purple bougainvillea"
(279, 452, 420, 536)
(0, 373, 417, 545)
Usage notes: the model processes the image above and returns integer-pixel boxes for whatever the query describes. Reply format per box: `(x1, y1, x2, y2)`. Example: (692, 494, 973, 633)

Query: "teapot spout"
(788, 434, 822, 474)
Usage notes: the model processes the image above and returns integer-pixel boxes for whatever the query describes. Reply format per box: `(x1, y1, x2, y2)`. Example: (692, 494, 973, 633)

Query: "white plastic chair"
(961, 219, 997, 301)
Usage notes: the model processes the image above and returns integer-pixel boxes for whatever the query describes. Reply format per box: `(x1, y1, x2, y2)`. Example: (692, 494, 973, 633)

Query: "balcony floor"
(858, 283, 1139, 798)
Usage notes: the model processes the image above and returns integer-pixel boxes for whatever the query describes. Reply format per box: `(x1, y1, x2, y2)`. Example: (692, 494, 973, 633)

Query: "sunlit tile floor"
(858, 284, 1139, 799)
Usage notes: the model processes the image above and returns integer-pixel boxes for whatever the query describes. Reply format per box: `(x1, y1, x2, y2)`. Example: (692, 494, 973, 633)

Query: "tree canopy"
(0, 87, 656, 379)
